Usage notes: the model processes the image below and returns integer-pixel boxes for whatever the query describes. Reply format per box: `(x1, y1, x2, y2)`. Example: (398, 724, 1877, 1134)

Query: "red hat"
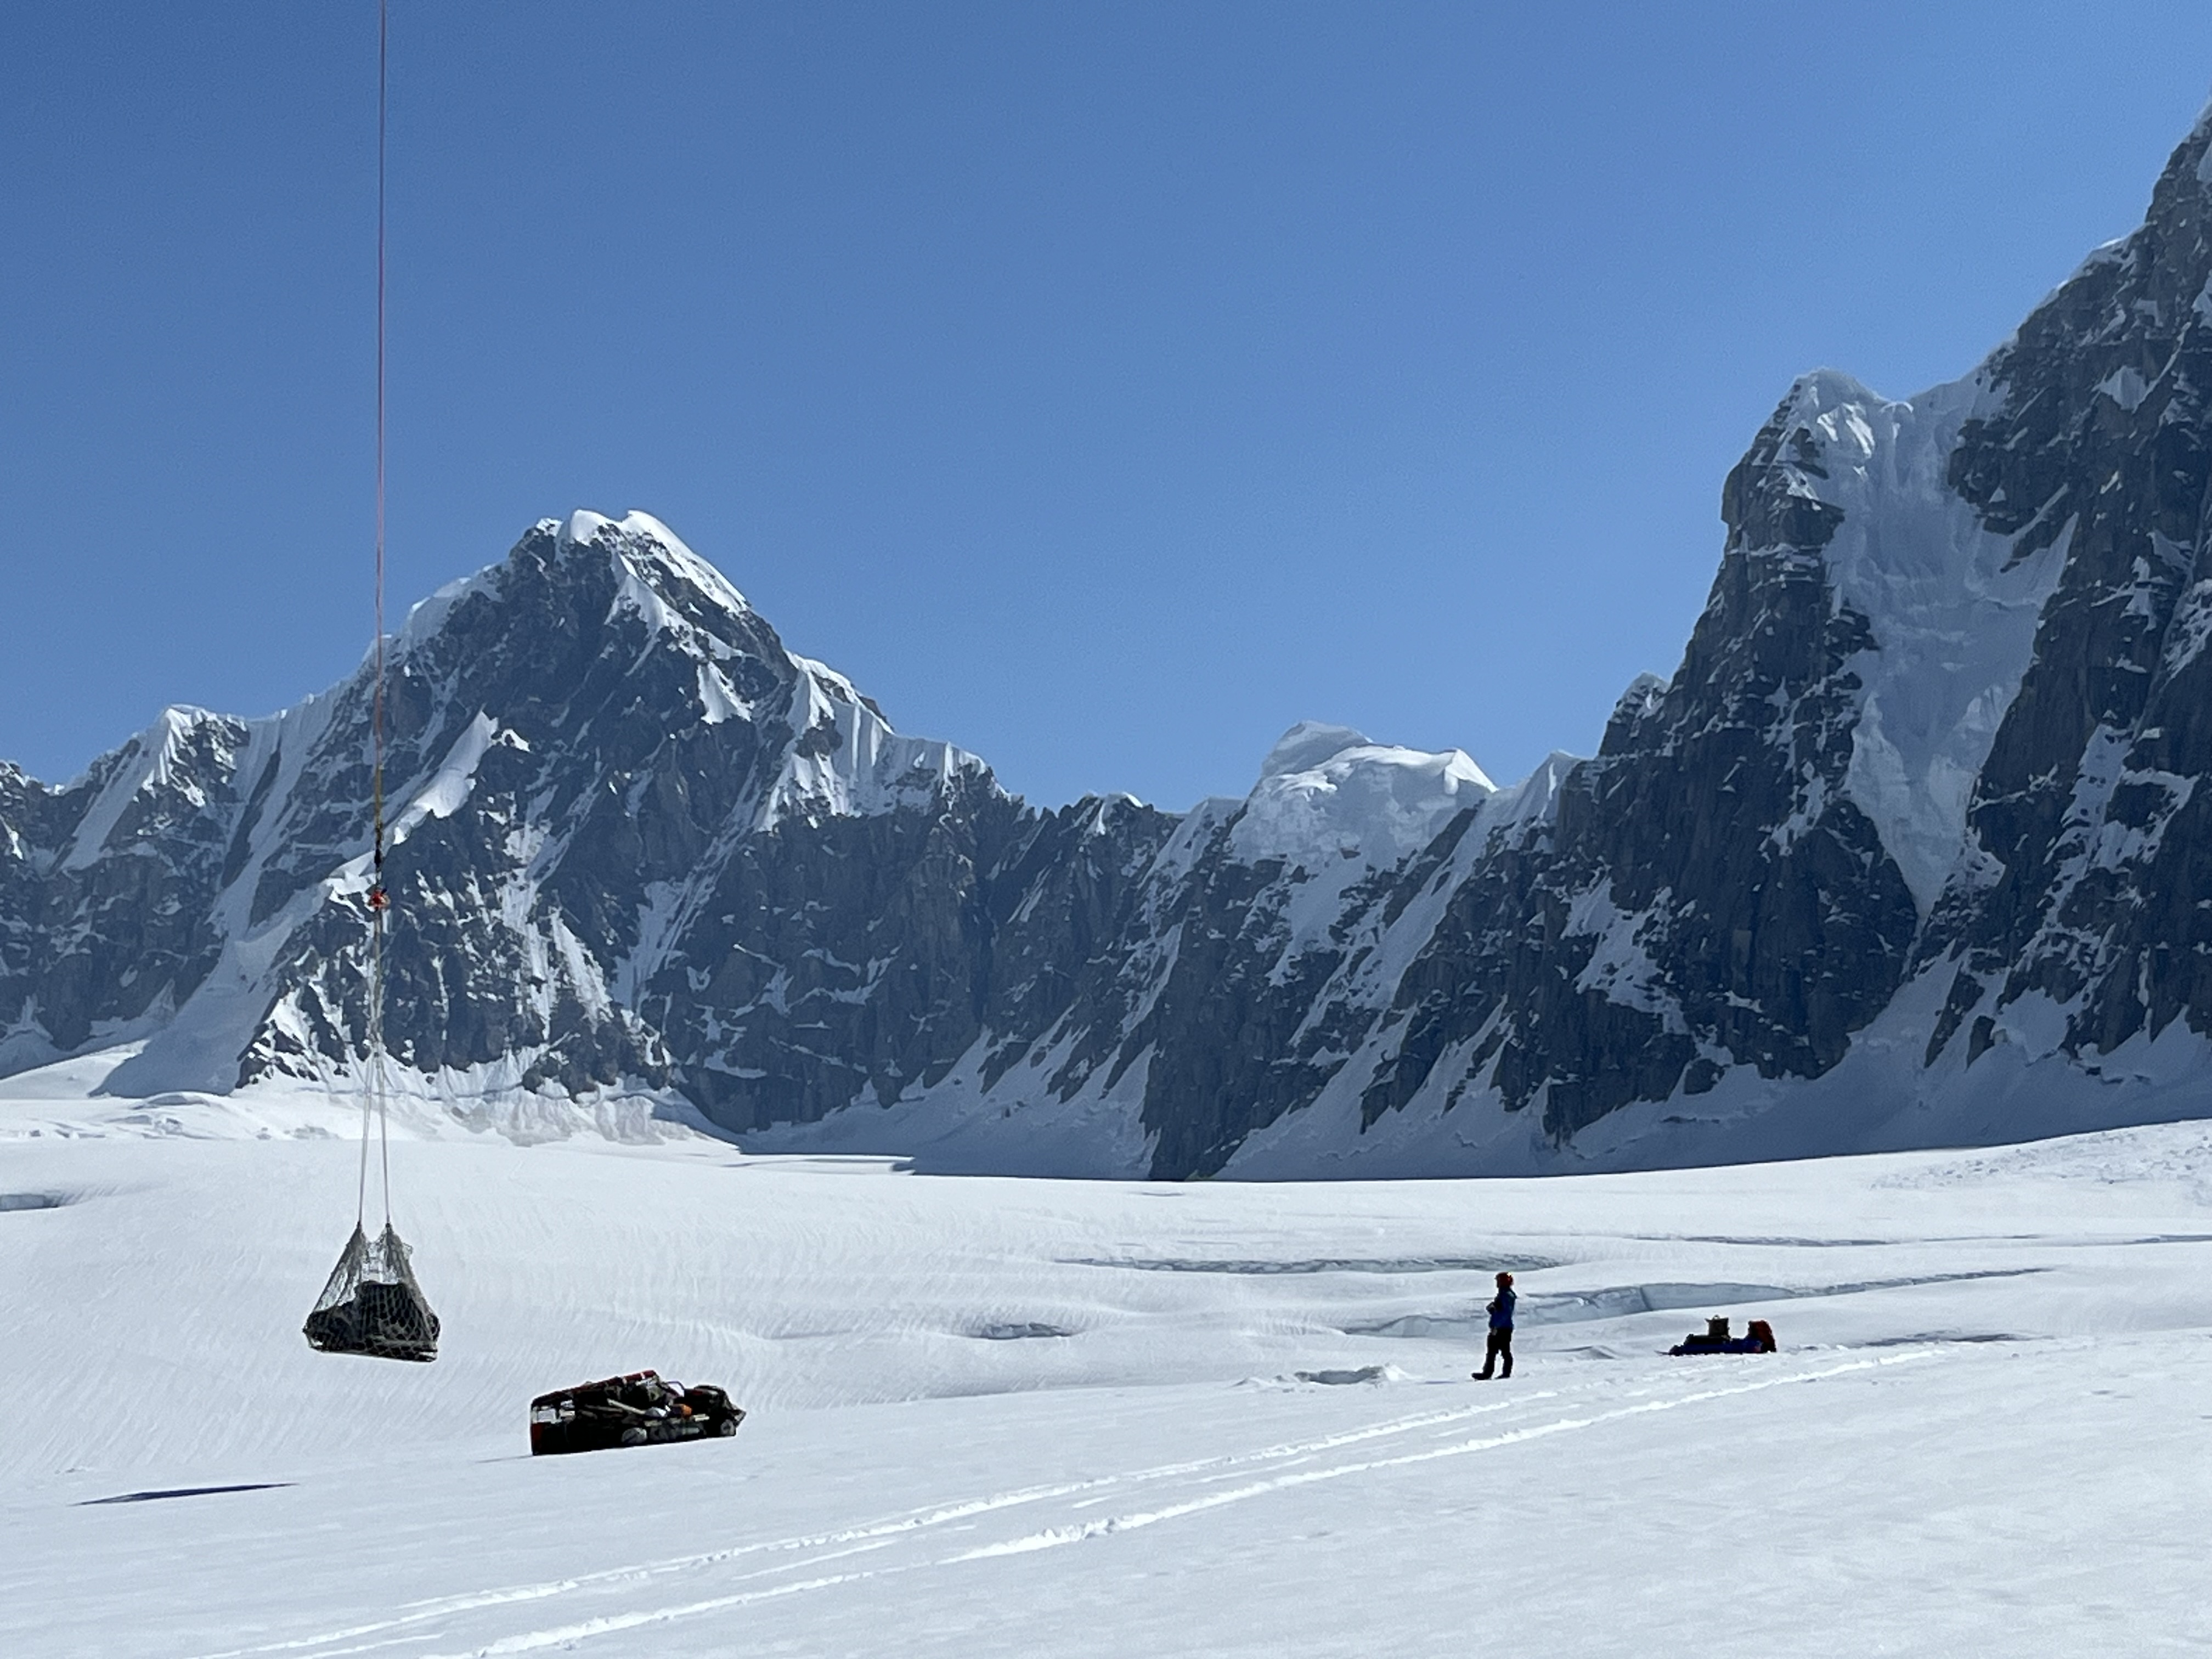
(1496, 1271, 1513, 1284)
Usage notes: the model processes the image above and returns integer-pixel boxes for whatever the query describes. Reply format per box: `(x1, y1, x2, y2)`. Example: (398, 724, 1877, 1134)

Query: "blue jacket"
(1487, 1288, 1516, 1331)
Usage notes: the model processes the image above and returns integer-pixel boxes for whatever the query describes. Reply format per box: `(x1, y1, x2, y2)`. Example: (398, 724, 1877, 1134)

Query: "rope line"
(362, 0, 392, 1230)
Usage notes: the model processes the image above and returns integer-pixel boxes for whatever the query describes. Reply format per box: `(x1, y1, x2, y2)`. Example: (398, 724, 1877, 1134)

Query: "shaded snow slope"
(1771, 371, 2069, 913)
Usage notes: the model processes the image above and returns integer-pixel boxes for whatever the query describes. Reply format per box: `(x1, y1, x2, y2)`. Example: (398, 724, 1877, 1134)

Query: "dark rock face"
(1359, 397, 1921, 1143)
(1922, 122, 2212, 1070)
(0, 715, 256, 1071)
(647, 782, 1029, 1128)
(15, 114, 2212, 1175)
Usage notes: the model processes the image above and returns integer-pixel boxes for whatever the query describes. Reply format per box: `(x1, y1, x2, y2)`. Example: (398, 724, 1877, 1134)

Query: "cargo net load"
(304, 1221, 440, 1363)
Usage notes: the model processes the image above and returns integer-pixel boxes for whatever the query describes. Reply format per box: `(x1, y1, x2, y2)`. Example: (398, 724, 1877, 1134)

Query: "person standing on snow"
(1474, 1271, 1516, 1380)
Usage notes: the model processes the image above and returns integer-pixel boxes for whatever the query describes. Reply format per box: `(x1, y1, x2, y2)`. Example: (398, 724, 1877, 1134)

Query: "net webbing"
(304, 1222, 440, 1363)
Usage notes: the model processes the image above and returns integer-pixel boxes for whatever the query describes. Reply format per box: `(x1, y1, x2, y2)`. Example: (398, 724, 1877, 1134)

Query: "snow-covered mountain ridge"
(16, 110, 2212, 1176)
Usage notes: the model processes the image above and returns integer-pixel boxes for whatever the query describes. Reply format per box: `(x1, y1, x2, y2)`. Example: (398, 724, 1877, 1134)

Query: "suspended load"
(302, 0, 439, 1365)
(304, 1220, 440, 1362)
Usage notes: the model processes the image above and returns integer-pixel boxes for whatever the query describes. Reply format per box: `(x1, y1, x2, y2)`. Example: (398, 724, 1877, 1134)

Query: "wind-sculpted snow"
(16, 113, 2212, 1171)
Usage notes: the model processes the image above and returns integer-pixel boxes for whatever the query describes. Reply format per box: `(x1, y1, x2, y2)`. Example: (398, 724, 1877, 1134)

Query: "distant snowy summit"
(16, 109, 2212, 1173)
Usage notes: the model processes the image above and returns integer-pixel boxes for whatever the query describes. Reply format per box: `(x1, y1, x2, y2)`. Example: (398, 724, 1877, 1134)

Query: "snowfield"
(1, 1062, 2206, 1657)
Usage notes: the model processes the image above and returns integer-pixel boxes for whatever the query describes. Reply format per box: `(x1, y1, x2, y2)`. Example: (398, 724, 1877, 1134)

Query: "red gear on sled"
(366, 885, 391, 913)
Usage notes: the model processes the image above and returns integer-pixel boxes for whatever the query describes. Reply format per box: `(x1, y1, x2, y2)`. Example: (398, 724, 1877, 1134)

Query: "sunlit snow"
(1, 1062, 2203, 1657)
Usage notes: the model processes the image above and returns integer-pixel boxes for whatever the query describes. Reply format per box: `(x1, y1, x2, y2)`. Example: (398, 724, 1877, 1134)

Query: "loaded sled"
(529, 1370, 746, 1456)
(1668, 1316, 1776, 1357)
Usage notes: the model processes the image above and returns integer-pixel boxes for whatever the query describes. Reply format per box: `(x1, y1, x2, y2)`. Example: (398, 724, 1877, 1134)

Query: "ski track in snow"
(191, 1387, 1584, 1657)
(210, 1357, 1927, 1659)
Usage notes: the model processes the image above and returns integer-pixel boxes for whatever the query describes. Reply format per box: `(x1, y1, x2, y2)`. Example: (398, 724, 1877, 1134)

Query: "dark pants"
(1476, 1329, 1513, 1378)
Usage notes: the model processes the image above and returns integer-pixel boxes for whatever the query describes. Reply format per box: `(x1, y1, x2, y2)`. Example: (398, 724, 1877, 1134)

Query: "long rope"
(359, 0, 393, 1232)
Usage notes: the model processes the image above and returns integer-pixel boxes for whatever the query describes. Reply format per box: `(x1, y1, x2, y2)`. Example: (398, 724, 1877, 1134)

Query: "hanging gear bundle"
(303, 0, 441, 1364)
(305, 1222, 440, 1362)
(303, 1042, 442, 1361)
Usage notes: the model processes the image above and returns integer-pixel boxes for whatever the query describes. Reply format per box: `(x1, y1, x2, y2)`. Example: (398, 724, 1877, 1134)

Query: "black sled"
(529, 1370, 746, 1456)
(1668, 1316, 1776, 1357)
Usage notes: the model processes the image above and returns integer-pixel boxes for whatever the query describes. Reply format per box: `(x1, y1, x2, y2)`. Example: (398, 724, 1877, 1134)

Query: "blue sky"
(8, 4, 2212, 809)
